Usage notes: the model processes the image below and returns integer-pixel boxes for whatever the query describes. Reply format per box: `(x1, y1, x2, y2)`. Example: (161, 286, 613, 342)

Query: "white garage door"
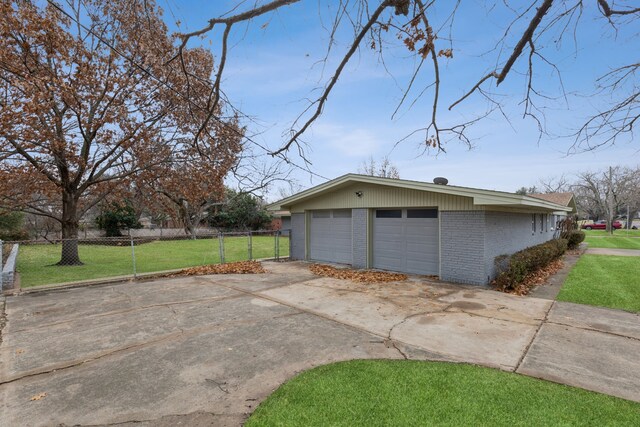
(309, 209, 352, 264)
(373, 208, 439, 275)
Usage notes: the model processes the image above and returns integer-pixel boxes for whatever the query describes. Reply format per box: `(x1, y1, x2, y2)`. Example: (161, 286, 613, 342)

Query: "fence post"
(130, 235, 137, 279)
(248, 231, 252, 261)
(275, 230, 280, 260)
(0, 239, 4, 291)
(218, 232, 225, 264)
(273, 231, 277, 261)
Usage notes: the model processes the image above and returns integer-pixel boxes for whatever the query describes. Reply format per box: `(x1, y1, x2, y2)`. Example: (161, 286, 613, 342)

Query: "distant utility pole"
(606, 166, 615, 235)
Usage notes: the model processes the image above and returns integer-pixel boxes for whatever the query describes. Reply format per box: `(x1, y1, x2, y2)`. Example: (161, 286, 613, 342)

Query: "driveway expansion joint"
(217, 281, 453, 362)
(545, 320, 640, 342)
(0, 307, 307, 385)
(9, 292, 246, 333)
(515, 300, 555, 373)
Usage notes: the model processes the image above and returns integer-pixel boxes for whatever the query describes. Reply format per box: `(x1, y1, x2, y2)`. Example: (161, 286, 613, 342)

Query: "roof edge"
(266, 174, 572, 212)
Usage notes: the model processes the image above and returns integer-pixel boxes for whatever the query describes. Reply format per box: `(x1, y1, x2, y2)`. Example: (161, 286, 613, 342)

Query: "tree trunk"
(58, 191, 83, 265)
(180, 201, 197, 239)
(630, 210, 638, 229)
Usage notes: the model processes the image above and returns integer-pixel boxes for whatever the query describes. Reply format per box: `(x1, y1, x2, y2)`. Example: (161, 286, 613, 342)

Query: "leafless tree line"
(522, 166, 640, 231)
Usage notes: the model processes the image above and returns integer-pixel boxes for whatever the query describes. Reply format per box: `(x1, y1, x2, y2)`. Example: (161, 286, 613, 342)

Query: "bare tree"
(359, 156, 401, 179)
(538, 175, 570, 193)
(571, 166, 639, 234)
(276, 181, 305, 200)
(174, 1, 640, 159)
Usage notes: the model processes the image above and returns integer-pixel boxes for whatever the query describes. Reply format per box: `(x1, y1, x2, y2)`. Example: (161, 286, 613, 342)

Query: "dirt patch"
(172, 261, 266, 276)
(309, 264, 408, 283)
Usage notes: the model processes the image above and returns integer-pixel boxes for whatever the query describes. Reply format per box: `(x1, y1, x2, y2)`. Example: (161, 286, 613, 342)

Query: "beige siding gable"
(289, 182, 475, 212)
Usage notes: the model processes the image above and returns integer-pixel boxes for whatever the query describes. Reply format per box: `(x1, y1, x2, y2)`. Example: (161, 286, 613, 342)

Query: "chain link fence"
(6, 230, 289, 288)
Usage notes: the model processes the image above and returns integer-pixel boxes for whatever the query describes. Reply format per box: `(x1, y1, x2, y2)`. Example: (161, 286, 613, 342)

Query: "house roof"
(529, 192, 576, 209)
(267, 174, 575, 213)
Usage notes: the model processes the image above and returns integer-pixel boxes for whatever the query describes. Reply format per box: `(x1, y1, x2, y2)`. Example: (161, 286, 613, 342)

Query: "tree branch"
(271, 1, 391, 156)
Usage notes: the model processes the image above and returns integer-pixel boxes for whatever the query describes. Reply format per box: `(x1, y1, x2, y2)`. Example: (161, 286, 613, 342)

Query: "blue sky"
(162, 1, 638, 197)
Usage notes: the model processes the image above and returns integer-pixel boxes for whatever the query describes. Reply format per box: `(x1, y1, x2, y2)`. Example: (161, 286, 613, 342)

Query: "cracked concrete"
(1, 261, 639, 426)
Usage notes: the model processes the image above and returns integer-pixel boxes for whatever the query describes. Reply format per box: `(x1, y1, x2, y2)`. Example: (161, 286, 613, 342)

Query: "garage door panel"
(375, 224, 403, 234)
(406, 241, 437, 253)
(373, 209, 439, 276)
(309, 211, 352, 264)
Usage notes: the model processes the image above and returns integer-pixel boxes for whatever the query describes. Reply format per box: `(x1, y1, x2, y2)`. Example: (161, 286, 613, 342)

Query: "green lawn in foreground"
(557, 255, 640, 313)
(17, 235, 289, 287)
(246, 360, 640, 426)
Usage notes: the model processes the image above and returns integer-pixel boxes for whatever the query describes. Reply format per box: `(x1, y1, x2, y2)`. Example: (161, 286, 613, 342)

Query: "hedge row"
(493, 239, 568, 291)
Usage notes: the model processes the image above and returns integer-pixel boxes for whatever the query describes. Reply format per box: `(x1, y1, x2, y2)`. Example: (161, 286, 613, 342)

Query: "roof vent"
(433, 177, 448, 185)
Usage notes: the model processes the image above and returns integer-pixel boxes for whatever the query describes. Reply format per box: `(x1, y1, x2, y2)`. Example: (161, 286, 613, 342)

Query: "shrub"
(0, 229, 29, 241)
(0, 211, 29, 241)
(96, 201, 142, 237)
(493, 239, 567, 291)
(566, 230, 585, 249)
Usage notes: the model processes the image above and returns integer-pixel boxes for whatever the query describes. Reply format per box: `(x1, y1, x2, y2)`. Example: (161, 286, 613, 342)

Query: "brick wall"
(440, 211, 487, 285)
(484, 211, 556, 281)
(352, 209, 368, 268)
(290, 213, 305, 260)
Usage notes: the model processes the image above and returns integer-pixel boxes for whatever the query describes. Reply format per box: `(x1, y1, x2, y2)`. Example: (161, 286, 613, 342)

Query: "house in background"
(270, 210, 291, 235)
(267, 174, 575, 286)
(529, 192, 577, 214)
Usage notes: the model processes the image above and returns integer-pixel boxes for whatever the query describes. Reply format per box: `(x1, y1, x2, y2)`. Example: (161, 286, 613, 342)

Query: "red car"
(581, 220, 623, 230)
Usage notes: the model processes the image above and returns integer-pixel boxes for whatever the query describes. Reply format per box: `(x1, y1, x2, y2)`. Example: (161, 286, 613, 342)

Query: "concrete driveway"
(1, 261, 639, 426)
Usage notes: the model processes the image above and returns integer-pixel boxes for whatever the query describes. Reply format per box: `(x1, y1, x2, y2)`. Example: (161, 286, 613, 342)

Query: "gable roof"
(529, 192, 576, 210)
(268, 174, 575, 213)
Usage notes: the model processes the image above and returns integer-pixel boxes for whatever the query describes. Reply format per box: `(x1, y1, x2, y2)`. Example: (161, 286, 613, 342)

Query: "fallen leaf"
(309, 264, 408, 284)
(30, 392, 47, 401)
(16, 349, 24, 354)
(171, 261, 266, 277)
(495, 259, 564, 296)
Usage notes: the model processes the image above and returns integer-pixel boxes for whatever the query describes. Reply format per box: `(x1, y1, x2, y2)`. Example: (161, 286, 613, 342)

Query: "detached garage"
(268, 174, 575, 286)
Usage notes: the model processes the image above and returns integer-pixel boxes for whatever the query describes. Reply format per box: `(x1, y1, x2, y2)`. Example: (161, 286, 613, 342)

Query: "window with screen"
(407, 209, 438, 218)
(540, 213, 544, 233)
(532, 214, 536, 234)
(376, 209, 402, 218)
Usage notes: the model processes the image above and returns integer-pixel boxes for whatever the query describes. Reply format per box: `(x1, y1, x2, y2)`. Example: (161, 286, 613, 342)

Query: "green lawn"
(558, 255, 640, 313)
(246, 360, 640, 426)
(582, 229, 640, 237)
(17, 235, 289, 287)
(584, 234, 640, 250)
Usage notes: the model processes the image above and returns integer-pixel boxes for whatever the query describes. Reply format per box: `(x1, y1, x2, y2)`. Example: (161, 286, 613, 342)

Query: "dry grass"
(309, 264, 408, 283)
(174, 260, 266, 276)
